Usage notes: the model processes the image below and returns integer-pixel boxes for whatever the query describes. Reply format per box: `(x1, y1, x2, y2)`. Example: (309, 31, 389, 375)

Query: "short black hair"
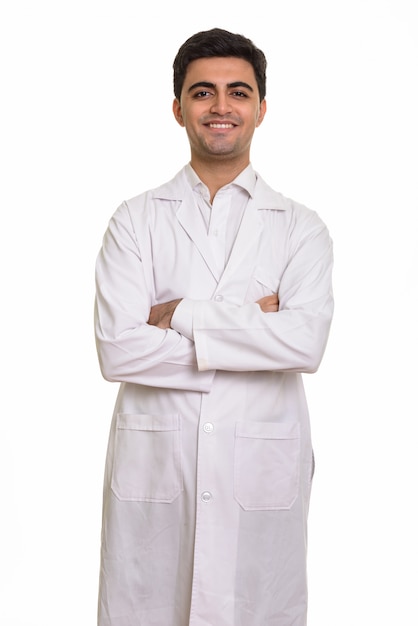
(173, 28, 267, 102)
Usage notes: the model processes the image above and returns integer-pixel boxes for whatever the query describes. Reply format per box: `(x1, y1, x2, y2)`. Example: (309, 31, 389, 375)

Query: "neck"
(190, 156, 250, 203)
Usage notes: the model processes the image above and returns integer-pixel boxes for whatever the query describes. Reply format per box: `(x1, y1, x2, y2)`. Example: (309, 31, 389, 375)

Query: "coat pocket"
(244, 267, 279, 303)
(111, 413, 183, 503)
(234, 421, 300, 511)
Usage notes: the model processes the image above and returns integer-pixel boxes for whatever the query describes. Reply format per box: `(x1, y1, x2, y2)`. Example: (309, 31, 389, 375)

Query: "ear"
(172, 98, 185, 127)
(256, 99, 267, 127)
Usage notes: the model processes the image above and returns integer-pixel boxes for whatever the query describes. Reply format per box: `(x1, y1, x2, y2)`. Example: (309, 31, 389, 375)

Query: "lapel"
(215, 175, 289, 304)
(175, 184, 221, 281)
(215, 196, 263, 304)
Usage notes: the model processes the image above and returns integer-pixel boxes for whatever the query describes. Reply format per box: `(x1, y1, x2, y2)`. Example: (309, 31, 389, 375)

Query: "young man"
(95, 28, 333, 626)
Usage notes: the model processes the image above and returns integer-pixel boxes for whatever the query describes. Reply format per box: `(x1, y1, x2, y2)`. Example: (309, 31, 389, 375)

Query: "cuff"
(171, 298, 194, 340)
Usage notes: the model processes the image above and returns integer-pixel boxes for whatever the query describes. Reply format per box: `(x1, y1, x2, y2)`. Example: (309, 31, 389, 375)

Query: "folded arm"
(94, 203, 215, 392)
(147, 294, 279, 328)
(167, 217, 333, 374)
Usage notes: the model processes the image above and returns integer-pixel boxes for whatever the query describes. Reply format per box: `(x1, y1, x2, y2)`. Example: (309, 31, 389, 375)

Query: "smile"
(208, 123, 235, 129)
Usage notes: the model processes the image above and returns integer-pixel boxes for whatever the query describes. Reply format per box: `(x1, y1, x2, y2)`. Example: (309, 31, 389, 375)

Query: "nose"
(210, 91, 232, 115)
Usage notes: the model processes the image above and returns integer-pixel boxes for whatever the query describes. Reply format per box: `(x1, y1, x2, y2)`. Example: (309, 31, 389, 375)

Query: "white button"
(203, 422, 214, 434)
(201, 491, 212, 502)
(214, 294, 223, 302)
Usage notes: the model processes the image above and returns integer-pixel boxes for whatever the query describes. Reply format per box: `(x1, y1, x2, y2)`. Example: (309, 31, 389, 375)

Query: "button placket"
(197, 395, 216, 510)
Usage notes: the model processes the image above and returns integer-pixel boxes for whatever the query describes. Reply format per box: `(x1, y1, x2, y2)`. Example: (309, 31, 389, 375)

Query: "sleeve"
(172, 209, 334, 374)
(94, 201, 215, 392)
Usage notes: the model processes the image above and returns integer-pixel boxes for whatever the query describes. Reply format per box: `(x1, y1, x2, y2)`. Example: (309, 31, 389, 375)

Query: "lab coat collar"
(151, 165, 289, 212)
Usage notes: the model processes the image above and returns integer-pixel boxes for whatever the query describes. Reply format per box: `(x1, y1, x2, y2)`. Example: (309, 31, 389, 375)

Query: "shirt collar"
(185, 162, 257, 199)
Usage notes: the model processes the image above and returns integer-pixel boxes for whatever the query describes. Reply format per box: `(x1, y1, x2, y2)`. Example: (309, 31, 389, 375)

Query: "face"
(173, 56, 266, 167)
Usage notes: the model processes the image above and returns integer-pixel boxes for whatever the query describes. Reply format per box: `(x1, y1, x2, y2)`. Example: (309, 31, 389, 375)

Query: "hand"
(148, 299, 182, 329)
(256, 294, 279, 313)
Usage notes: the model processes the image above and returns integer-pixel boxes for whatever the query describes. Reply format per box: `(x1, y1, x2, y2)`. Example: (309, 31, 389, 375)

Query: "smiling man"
(95, 28, 334, 626)
(173, 56, 266, 173)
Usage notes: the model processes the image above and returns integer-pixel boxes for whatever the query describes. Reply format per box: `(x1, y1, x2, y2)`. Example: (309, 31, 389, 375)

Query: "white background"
(1, 1, 417, 624)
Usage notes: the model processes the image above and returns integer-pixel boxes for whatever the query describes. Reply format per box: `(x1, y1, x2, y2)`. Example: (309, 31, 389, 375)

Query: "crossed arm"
(96, 201, 333, 383)
(148, 294, 280, 329)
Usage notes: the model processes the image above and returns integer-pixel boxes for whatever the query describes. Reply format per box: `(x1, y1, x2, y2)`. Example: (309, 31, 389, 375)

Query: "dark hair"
(173, 28, 267, 101)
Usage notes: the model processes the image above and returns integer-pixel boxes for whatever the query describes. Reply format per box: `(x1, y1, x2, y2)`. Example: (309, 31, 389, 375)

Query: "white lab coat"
(95, 166, 334, 626)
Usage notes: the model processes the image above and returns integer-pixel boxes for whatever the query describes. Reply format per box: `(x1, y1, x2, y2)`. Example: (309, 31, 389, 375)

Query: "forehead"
(183, 56, 257, 89)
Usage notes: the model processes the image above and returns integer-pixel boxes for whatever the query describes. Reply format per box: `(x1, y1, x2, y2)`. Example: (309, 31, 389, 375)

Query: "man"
(95, 27, 333, 626)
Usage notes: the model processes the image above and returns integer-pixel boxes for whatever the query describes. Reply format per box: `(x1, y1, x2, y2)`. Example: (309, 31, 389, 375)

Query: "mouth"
(208, 123, 235, 129)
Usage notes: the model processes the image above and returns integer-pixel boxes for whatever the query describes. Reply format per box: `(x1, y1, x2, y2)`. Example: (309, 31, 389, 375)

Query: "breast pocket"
(111, 413, 183, 503)
(234, 421, 300, 511)
(244, 267, 279, 303)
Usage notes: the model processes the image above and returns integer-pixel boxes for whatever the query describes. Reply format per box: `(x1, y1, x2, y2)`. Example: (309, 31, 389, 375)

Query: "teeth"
(209, 123, 233, 128)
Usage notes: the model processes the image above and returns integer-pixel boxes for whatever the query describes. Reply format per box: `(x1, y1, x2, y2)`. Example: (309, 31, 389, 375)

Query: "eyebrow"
(187, 81, 254, 93)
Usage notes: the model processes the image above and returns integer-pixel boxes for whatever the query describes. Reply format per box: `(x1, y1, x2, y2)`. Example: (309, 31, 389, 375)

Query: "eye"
(192, 90, 212, 98)
(231, 91, 248, 98)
